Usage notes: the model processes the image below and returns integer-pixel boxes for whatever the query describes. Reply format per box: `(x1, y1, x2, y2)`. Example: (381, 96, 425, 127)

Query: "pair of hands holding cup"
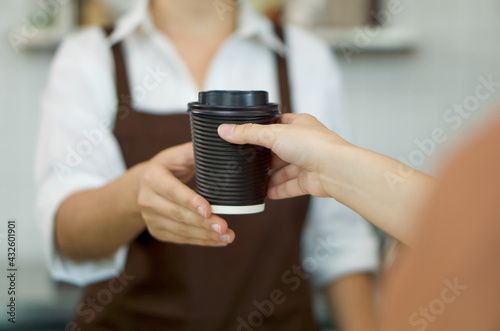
(137, 114, 356, 247)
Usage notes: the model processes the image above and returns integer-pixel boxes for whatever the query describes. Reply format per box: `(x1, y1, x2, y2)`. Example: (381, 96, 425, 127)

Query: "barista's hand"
(218, 114, 352, 200)
(137, 143, 234, 246)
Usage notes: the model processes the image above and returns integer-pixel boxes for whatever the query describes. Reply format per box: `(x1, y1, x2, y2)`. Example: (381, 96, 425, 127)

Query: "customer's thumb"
(218, 123, 276, 149)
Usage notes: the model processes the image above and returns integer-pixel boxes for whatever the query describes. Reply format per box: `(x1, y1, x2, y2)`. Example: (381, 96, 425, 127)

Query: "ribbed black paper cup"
(187, 90, 280, 215)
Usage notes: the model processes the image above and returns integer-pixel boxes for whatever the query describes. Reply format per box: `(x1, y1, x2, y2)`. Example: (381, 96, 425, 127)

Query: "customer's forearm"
(219, 115, 437, 243)
(55, 163, 147, 262)
(323, 144, 437, 244)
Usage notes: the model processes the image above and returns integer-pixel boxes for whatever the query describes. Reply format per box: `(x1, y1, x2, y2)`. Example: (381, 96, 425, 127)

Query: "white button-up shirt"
(35, 0, 378, 287)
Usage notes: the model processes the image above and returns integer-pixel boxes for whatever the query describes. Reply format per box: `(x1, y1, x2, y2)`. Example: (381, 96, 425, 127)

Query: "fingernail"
(218, 124, 235, 138)
(220, 234, 231, 243)
(211, 224, 222, 235)
(197, 207, 207, 218)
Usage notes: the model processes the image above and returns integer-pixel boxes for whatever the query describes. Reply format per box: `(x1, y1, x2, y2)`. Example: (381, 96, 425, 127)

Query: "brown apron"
(73, 25, 316, 331)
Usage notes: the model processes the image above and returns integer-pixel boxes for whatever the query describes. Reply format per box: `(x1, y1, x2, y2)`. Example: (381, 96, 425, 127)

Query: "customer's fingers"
(270, 154, 288, 171)
(276, 113, 296, 124)
(218, 113, 300, 146)
(218, 123, 282, 148)
(269, 164, 301, 187)
(268, 177, 306, 200)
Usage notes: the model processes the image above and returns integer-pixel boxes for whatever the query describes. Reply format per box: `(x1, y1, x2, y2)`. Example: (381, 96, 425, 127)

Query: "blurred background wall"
(0, 0, 499, 329)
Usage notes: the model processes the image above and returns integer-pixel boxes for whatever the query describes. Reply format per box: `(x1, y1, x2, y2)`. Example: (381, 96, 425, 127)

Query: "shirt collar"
(108, 0, 285, 56)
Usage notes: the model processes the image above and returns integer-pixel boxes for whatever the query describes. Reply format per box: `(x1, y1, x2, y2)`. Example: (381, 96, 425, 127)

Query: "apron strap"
(104, 26, 132, 112)
(103, 23, 291, 113)
(273, 23, 292, 114)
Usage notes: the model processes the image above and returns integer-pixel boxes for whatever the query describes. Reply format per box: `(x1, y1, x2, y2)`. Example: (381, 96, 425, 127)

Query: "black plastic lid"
(198, 90, 269, 107)
(188, 90, 280, 116)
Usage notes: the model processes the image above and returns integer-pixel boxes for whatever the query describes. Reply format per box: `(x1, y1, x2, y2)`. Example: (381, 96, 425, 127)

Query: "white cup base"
(211, 203, 265, 215)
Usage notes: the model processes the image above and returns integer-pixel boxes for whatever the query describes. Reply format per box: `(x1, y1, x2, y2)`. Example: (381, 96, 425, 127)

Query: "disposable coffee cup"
(187, 90, 280, 215)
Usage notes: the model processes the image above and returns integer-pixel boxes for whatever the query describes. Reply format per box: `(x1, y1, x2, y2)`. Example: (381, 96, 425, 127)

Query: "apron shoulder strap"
(273, 23, 293, 114)
(103, 26, 132, 110)
(103, 24, 292, 114)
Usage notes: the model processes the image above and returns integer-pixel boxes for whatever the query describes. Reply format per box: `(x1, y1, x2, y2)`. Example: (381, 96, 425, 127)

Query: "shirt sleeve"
(288, 26, 380, 288)
(301, 197, 380, 288)
(34, 27, 129, 286)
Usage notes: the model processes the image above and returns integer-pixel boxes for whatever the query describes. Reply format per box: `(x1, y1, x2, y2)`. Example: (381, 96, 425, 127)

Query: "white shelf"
(13, 28, 70, 52)
(312, 27, 419, 52)
(12, 0, 78, 52)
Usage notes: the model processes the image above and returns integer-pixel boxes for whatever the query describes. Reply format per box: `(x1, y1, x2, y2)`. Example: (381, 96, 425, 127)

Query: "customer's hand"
(219, 113, 436, 245)
(138, 143, 234, 246)
(218, 114, 351, 199)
